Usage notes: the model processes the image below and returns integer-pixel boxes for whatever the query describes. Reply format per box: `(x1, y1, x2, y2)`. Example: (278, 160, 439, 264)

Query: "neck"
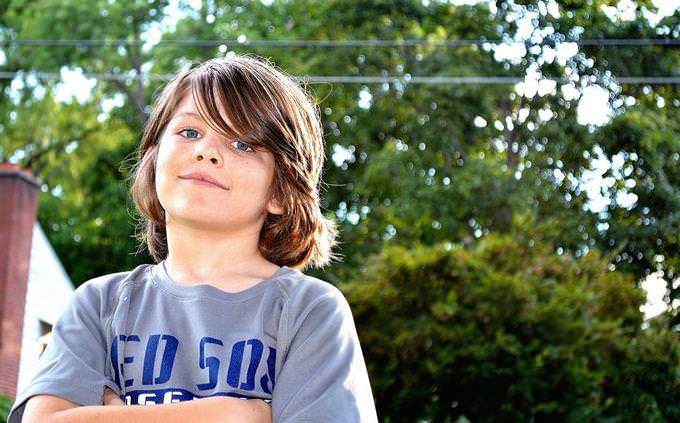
(163, 216, 278, 289)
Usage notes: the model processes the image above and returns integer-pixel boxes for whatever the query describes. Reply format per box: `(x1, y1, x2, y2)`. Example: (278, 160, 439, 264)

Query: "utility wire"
(1, 71, 679, 85)
(1, 38, 679, 48)
(1, 37, 677, 85)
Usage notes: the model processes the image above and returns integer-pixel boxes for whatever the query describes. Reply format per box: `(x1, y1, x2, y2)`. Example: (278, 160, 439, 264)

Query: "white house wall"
(17, 222, 75, 395)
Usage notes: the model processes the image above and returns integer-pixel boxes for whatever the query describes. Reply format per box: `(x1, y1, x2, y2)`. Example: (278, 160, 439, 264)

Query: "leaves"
(343, 231, 679, 421)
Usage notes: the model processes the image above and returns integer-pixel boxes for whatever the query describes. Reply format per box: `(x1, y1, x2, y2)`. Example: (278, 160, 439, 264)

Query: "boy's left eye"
(232, 139, 254, 152)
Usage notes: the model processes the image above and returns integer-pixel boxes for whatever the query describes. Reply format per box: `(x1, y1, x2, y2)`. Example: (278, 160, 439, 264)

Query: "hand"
(103, 387, 125, 406)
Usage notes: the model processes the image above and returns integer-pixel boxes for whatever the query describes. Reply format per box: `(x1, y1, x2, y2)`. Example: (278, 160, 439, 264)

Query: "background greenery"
(1, 0, 678, 421)
(0, 393, 10, 423)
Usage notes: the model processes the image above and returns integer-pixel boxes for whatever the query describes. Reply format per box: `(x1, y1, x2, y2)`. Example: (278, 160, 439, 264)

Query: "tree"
(343, 212, 680, 421)
(0, 392, 10, 423)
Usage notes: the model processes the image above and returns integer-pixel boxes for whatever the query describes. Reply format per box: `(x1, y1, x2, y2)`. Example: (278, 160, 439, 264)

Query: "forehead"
(171, 94, 216, 118)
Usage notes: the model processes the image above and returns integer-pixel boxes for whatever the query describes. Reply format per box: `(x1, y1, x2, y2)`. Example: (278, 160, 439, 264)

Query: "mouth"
(178, 176, 228, 190)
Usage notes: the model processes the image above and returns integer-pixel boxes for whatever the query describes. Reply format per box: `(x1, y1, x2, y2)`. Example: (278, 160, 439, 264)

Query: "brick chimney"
(0, 163, 40, 399)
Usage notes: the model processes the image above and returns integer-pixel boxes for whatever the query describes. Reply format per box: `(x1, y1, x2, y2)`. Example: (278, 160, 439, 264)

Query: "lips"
(178, 172, 228, 190)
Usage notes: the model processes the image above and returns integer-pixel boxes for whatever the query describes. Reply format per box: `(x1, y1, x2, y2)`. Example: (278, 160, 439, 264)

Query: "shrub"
(343, 233, 680, 422)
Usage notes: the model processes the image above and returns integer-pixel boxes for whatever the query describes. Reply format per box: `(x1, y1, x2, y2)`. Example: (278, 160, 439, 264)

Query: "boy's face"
(154, 94, 283, 234)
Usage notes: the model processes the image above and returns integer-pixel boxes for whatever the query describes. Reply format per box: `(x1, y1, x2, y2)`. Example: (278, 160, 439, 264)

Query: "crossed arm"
(21, 387, 271, 423)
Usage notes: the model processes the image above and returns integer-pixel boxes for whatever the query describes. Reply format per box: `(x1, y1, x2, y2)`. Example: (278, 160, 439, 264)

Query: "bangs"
(188, 66, 278, 152)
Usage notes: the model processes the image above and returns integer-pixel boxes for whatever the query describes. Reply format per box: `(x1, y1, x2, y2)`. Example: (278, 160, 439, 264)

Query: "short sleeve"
(7, 283, 120, 423)
(273, 292, 378, 423)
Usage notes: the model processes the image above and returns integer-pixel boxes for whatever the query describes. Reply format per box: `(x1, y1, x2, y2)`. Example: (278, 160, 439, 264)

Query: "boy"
(8, 54, 378, 422)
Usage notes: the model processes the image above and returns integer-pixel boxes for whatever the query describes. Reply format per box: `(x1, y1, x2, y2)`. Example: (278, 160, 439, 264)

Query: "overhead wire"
(0, 37, 680, 47)
(1, 38, 680, 47)
(0, 38, 679, 84)
(0, 72, 678, 85)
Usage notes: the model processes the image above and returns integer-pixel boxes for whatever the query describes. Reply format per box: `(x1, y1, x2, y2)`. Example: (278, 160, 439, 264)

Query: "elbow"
(21, 406, 54, 423)
(20, 409, 49, 423)
(21, 395, 79, 423)
(24, 409, 66, 423)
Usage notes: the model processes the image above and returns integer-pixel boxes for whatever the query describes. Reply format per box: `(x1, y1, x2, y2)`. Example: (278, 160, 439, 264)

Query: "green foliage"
(595, 100, 680, 318)
(0, 392, 11, 423)
(343, 219, 680, 422)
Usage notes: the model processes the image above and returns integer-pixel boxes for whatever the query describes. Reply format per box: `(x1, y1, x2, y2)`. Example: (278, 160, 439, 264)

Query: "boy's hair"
(129, 54, 339, 270)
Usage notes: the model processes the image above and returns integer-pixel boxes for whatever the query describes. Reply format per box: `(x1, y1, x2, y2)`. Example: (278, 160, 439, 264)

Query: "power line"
(615, 76, 680, 84)
(0, 71, 168, 82)
(1, 71, 679, 85)
(1, 38, 679, 48)
(301, 76, 680, 84)
(579, 39, 680, 46)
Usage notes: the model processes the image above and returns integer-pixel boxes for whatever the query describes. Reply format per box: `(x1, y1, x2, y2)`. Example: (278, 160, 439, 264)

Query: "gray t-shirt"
(8, 261, 378, 422)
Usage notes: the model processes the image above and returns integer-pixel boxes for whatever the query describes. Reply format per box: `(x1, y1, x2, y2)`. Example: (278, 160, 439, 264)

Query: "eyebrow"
(171, 111, 203, 121)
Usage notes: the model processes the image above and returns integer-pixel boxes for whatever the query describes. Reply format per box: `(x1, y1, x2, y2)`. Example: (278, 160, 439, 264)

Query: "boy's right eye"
(179, 128, 201, 139)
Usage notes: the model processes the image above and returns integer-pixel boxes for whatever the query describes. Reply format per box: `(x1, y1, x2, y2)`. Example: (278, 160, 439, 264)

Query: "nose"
(193, 135, 223, 166)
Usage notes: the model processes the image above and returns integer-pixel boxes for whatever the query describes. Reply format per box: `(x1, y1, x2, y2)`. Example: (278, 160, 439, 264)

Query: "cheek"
(247, 155, 276, 189)
(241, 162, 274, 192)
(155, 138, 172, 167)
(154, 153, 166, 186)
(155, 137, 181, 173)
(154, 142, 175, 197)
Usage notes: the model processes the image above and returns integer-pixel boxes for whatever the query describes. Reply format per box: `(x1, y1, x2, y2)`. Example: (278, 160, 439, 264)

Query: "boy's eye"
(177, 129, 253, 152)
(232, 139, 254, 153)
(179, 128, 200, 139)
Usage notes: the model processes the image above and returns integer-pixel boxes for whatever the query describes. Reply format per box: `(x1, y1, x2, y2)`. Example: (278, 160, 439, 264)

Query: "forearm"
(28, 396, 269, 423)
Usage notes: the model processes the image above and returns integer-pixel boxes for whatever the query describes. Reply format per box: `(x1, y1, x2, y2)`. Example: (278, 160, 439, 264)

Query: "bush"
(0, 392, 12, 423)
(343, 233, 680, 422)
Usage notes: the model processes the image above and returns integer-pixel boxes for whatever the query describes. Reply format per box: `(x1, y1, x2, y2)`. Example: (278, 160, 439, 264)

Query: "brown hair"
(128, 54, 340, 270)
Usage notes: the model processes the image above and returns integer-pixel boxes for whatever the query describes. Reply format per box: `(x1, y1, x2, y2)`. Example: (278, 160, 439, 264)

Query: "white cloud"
(577, 85, 612, 126)
(331, 144, 355, 167)
(358, 87, 373, 109)
(473, 116, 487, 128)
(537, 79, 557, 96)
(560, 83, 580, 101)
(645, 0, 680, 26)
(555, 42, 579, 67)
(493, 43, 526, 64)
(640, 271, 668, 320)
(580, 145, 611, 213)
(55, 67, 96, 104)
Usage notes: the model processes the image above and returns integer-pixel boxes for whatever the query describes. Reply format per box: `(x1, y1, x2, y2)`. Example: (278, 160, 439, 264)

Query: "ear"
(266, 195, 284, 216)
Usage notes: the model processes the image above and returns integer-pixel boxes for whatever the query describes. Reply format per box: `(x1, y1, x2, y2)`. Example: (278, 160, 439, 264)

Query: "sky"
(10, 0, 680, 319)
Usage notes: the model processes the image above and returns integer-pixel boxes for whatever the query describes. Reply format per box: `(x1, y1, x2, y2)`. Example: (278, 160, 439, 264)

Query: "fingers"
(103, 387, 125, 406)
